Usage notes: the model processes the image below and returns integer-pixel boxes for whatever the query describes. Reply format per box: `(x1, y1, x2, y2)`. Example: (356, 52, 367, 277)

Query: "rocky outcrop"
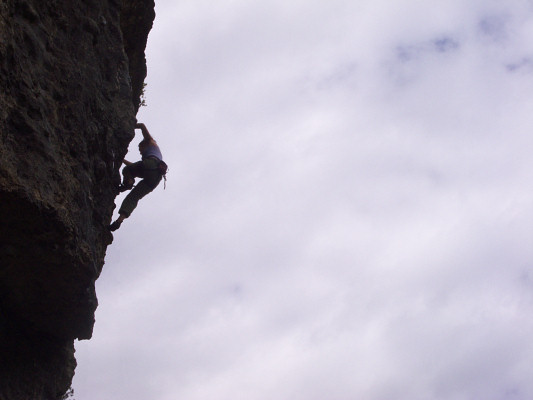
(121, 0, 156, 111)
(0, 0, 155, 398)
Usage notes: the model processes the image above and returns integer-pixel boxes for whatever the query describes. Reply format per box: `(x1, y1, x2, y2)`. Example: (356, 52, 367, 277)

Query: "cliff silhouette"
(0, 0, 155, 398)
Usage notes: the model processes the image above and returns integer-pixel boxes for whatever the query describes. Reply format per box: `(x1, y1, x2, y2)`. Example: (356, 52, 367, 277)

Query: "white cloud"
(74, 0, 533, 399)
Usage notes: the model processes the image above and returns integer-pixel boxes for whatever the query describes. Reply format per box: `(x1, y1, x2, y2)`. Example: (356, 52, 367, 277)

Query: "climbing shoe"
(118, 178, 134, 192)
(108, 220, 122, 232)
(118, 184, 131, 193)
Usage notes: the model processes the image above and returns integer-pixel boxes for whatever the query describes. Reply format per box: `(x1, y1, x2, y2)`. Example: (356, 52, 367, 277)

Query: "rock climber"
(109, 122, 166, 232)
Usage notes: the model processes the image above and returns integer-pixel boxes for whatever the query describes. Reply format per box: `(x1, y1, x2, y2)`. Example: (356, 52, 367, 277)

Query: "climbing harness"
(158, 160, 168, 189)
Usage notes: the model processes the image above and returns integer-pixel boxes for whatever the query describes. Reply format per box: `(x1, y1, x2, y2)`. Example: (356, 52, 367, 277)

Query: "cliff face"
(0, 0, 155, 398)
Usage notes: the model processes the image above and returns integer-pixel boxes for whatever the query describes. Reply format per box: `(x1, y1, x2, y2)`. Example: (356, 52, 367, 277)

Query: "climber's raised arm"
(135, 122, 153, 141)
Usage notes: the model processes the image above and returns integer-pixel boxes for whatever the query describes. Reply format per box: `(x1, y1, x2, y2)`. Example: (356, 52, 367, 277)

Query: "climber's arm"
(135, 122, 153, 141)
(123, 159, 133, 166)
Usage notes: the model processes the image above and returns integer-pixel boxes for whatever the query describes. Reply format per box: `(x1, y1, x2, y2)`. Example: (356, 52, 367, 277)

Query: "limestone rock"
(0, 0, 155, 398)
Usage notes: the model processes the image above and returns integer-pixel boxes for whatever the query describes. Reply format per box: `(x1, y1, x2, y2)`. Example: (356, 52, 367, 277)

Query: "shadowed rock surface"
(0, 0, 155, 398)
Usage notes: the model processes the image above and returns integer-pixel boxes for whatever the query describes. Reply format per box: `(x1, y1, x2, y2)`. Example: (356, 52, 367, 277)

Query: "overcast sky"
(73, 1, 533, 399)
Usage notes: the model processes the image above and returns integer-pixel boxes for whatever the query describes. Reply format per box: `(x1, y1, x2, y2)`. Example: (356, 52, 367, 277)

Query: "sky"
(73, 0, 533, 399)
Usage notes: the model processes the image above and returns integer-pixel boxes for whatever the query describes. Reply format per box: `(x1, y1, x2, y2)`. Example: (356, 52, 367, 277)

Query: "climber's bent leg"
(121, 161, 144, 189)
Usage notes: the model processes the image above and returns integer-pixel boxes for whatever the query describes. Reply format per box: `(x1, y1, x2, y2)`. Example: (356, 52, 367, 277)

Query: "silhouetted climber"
(109, 122, 167, 232)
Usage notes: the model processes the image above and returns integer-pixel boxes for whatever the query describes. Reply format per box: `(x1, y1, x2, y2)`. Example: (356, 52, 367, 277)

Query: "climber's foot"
(108, 220, 122, 232)
(118, 178, 134, 192)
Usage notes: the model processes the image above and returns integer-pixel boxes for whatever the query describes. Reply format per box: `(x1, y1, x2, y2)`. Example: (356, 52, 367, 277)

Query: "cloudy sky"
(73, 0, 533, 399)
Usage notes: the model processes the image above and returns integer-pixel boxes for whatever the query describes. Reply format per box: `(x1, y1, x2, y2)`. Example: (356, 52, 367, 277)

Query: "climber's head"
(138, 138, 156, 154)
